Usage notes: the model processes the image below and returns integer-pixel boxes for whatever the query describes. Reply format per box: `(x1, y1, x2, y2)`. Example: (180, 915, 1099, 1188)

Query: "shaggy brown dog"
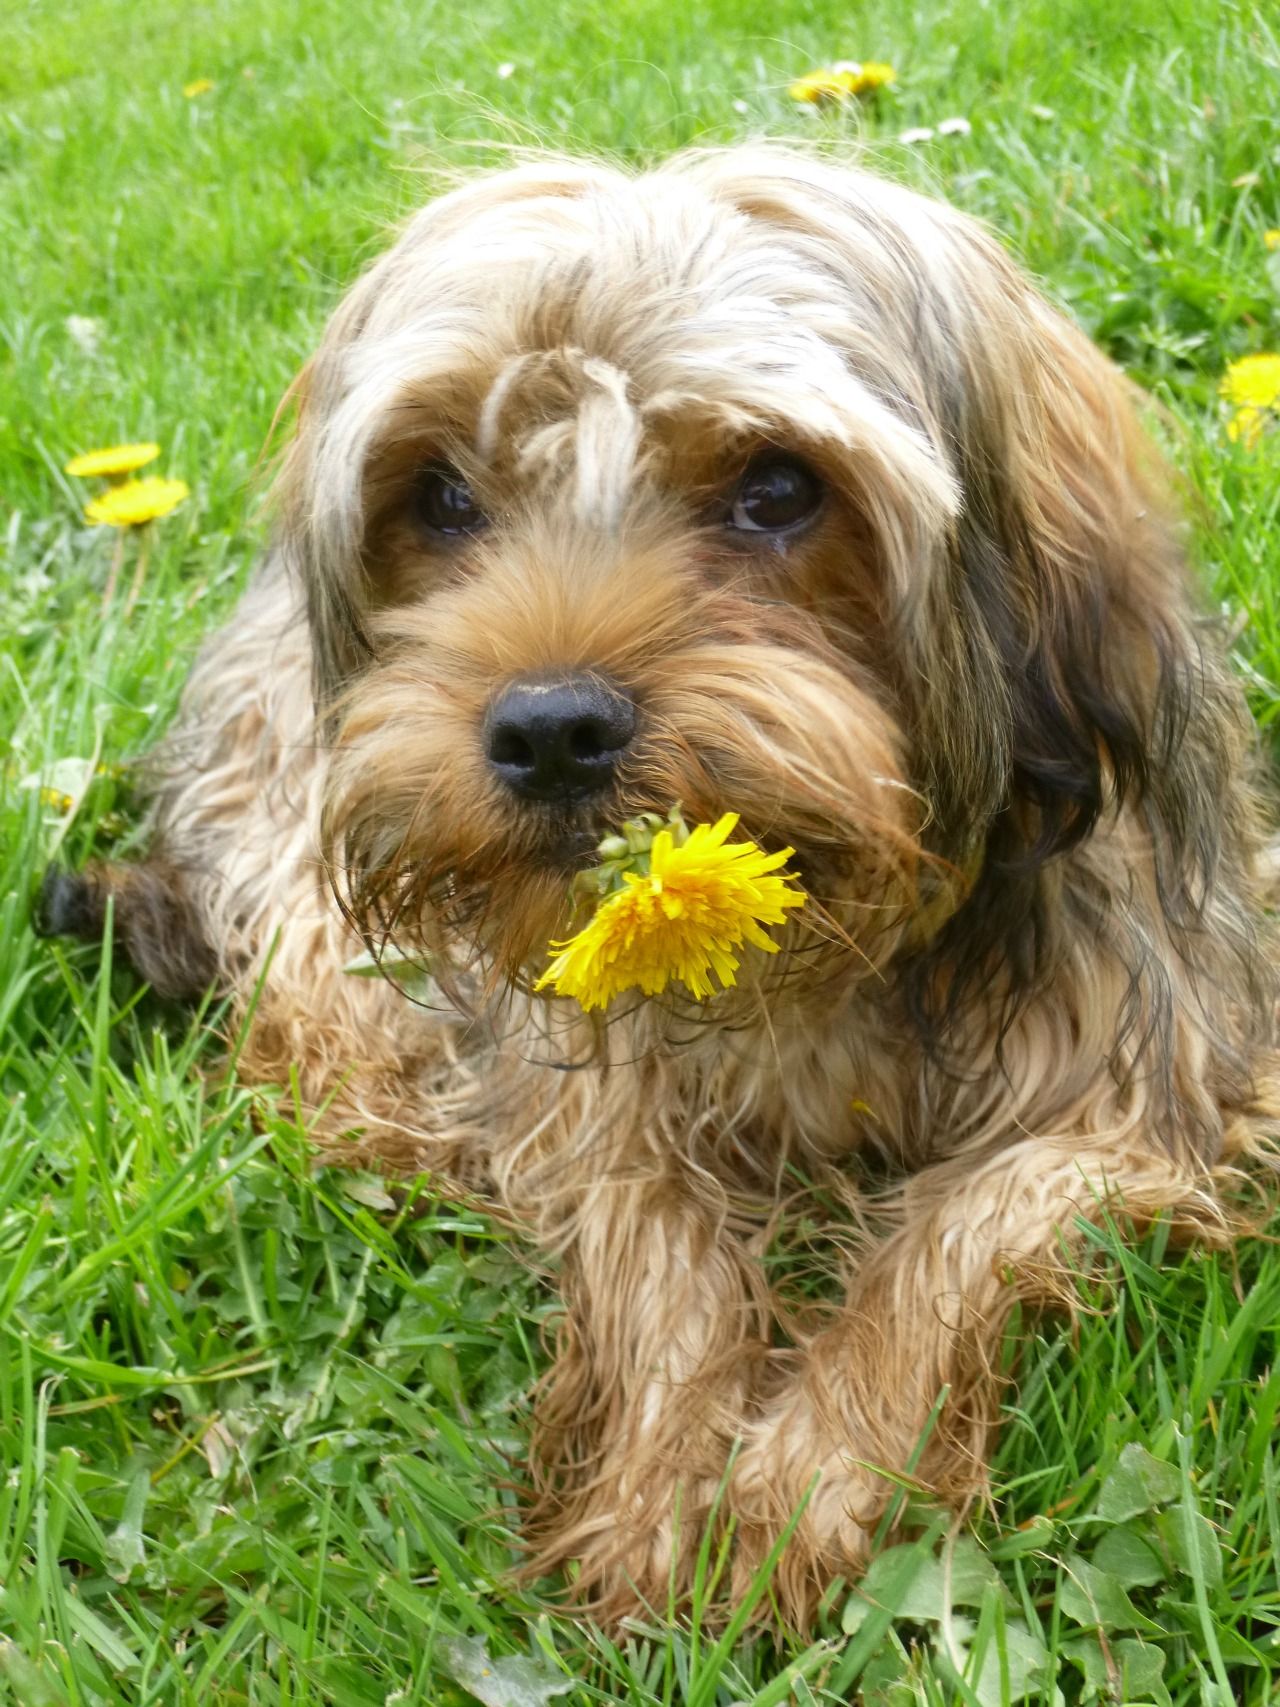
(41, 147, 1277, 1627)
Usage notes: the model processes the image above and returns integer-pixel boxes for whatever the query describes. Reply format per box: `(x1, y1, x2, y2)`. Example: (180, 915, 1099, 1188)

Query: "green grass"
(3, 0, 1280, 1700)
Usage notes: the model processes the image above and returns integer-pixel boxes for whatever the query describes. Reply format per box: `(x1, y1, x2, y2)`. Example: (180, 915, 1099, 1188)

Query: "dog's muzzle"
(484, 674, 636, 804)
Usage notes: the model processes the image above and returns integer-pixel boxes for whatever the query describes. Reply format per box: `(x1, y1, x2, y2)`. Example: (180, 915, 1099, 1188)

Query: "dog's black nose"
(485, 676, 636, 803)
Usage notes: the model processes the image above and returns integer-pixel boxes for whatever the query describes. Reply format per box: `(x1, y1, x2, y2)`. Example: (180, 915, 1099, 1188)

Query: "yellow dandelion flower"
(65, 442, 160, 478)
(1221, 353, 1280, 406)
(788, 61, 896, 103)
(84, 476, 190, 527)
(850, 60, 896, 92)
(536, 811, 807, 1011)
(1264, 230, 1280, 251)
(183, 78, 215, 98)
(1220, 353, 1280, 448)
(788, 67, 858, 104)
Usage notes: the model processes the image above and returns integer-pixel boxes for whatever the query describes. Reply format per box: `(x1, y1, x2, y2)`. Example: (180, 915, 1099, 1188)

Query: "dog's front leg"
(521, 1164, 770, 1622)
(729, 1129, 1224, 1625)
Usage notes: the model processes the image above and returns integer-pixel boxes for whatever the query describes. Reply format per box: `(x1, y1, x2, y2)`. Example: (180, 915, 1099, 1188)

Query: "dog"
(39, 145, 1277, 1627)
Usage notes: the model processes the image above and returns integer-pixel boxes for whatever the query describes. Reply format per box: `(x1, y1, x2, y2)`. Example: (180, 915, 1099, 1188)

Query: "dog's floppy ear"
(908, 234, 1248, 1002)
(267, 356, 371, 716)
(931, 297, 1200, 853)
(277, 367, 377, 720)
(683, 150, 1219, 877)
(274, 260, 394, 719)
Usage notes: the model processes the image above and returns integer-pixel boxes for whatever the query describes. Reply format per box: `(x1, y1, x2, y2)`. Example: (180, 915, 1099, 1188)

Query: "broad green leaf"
(338, 1173, 398, 1212)
(1091, 1522, 1166, 1588)
(1154, 1506, 1224, 1590)
(988, 1514, 1056, 1559)
(1112, 1636, 1172, 1704)
(1157, 1600, 1266, 1664)
(969, 1617, 1059, 1706)
(1056, 1555, 1162, 1634)
(440, 1635, 573, 1707)
(844, 1537, 1006, 1632)
(104, 1461, 150, 1582)
(859, 1637, 918, 1706)
(1063, 1635, 1172, 1706)
(341, 945, 438, 1001)
(1092, 1442, 1181, 1523)
(843, 1544, 919, 1634)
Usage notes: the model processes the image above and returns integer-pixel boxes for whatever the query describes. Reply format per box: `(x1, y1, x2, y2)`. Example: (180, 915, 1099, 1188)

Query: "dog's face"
(283, 149, 1193, 1003)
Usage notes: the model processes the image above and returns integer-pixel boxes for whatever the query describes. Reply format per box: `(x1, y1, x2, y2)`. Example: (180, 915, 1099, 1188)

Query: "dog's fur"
(46, 147, 1277, 1626)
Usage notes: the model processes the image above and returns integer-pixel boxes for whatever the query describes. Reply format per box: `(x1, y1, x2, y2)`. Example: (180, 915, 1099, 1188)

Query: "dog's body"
(48, 148, 1276, 1625)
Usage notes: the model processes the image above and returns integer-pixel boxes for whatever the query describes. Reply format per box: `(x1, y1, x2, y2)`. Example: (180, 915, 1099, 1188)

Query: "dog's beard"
(322, 550, 924, 1006)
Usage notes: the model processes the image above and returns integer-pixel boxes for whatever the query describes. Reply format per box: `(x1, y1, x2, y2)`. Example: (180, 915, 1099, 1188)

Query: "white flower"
(898, 126, 935, 144)
(496, 61, 516, 78)
(732, 98, 749, 114)
(937, 115, 971, 136)
(65, 315, 102, 353)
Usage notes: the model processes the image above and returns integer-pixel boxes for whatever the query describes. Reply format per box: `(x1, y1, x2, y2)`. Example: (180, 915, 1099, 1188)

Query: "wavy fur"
(52, 146, 1278, 1628)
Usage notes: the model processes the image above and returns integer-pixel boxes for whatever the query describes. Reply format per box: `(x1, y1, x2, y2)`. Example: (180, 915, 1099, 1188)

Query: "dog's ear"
(275, 276, 387, 720)
(914, 249, 1228, 868)
(687, 151, 1222, 874)
(903, 237, 1252, 1013)
(278, 379, 379, 720)
(268, 355, 368, 715)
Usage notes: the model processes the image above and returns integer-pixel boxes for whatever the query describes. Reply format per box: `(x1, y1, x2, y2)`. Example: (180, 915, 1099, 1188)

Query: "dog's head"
(282, 148, 1208, 1017)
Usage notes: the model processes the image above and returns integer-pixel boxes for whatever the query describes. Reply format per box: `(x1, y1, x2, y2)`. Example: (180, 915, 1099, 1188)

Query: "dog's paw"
(729, 1394, 884, 1622)
(524, 1470, 729, 1627)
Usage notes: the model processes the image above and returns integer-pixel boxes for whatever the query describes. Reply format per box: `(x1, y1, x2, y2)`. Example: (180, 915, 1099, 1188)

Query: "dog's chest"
(635, 996, 915, 1170)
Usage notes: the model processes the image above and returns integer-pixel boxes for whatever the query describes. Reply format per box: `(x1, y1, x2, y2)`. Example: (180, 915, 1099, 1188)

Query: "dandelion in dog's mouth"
(536, 806, 807, 1011)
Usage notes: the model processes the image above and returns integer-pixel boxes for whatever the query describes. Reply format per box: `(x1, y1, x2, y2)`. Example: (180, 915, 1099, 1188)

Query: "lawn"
(2, 0, 1279, 1701)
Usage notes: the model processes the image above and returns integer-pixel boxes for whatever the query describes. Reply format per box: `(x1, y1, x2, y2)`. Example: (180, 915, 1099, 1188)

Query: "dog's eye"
(412, 464, 488, 537)
(727, 456, 823, 535)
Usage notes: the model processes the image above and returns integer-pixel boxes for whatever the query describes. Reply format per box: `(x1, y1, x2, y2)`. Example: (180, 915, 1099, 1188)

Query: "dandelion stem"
(100, 531, 127, 613)
(123, 528, 153, 618)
